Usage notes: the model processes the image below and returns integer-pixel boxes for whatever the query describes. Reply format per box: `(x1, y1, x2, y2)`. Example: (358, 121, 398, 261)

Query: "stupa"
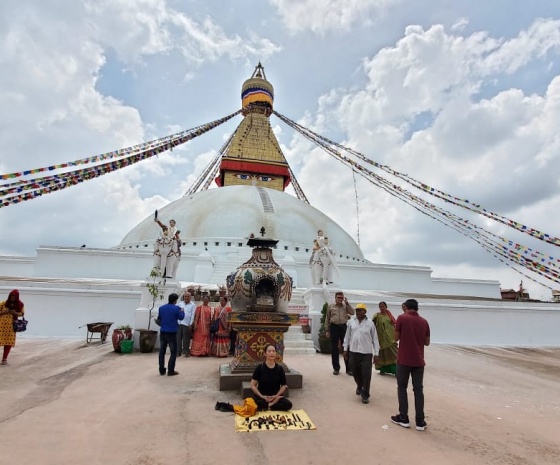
(2, 63, 557, 350)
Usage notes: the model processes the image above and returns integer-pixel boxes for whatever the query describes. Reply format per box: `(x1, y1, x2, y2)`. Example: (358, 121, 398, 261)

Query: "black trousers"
(396, 364, 425, 421)
(159, 331, 178, 373)
(177, 325, 192, 355)
(350, 352, 373, 398)
(253, 396, 293, 411)
(329, 323, 349, 371)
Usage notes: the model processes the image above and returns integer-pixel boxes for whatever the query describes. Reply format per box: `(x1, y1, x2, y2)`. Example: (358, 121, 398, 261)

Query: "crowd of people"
(157, 290, 236, 376)
(6, 285, 430, 429)
(326, 293, 430, 431)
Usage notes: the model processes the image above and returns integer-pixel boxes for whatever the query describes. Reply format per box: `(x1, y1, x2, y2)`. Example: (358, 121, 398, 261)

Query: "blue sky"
(1, 0, 559, 299)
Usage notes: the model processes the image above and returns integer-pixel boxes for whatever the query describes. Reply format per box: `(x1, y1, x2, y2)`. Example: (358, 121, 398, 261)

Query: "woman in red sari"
(0, 290, 25, 366)
(211, 296, 232, 358)
(191, 295, 212, 356)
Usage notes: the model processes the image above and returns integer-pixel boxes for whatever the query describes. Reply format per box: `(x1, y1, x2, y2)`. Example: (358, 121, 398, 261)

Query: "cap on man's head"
(356, 303, 367, 312)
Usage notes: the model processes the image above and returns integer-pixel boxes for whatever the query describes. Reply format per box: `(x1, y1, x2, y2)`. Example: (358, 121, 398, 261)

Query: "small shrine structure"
(219, 227, 301, 391)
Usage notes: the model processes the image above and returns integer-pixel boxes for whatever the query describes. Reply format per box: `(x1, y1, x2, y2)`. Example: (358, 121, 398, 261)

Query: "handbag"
(210, 307, 226, 334)
(210, 317, 220, 334)
(13, 316, 28, 333)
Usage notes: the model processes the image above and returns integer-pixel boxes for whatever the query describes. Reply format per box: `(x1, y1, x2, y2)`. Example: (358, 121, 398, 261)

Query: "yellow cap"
(356, 303, 367, 312)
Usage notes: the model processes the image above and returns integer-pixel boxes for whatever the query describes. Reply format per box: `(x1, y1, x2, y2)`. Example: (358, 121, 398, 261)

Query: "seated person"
(250, 344, 292, 411)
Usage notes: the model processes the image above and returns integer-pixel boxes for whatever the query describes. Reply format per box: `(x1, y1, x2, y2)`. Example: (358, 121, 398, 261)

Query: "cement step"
(284, 347, 317, 356)
(283, 325, 315, 356)
(283, 340, 315, 349)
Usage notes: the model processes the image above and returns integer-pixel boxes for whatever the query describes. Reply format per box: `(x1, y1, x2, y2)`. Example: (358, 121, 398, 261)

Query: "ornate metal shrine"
(219, 228, 301, 390)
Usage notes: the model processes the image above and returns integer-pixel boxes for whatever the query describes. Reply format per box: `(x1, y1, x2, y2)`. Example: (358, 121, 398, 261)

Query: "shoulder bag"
(13, 316, 28, 332)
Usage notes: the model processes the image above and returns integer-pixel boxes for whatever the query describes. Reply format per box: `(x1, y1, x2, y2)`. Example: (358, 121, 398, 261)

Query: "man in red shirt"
(391, 299, 430, 431)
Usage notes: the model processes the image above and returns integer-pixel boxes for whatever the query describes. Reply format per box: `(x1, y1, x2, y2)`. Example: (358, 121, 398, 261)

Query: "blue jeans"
(396, 364, 425, 421)
(159, 331, 178, 373)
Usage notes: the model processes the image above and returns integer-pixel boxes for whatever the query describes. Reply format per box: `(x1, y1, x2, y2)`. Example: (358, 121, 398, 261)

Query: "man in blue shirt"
(157, 293, 185, 376)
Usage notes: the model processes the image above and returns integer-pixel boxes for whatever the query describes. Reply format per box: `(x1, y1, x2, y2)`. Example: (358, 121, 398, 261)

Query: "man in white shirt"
(177, 291, 196, 357)
(343, 303, 379, 404)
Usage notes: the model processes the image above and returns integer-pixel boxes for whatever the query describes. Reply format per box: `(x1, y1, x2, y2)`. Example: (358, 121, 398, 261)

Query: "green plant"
(116, 324, 132, 330)
(319, 302, 328, 333)
(145, 267, 165, 330)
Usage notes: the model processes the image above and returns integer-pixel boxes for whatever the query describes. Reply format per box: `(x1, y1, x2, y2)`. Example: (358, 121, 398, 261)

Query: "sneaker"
(361, 396, 370, 404)
(391, 414, 410, 428)
(355, 386, 362, 395)
(416, 420, 428, 431)
(333, 369, 340, 375)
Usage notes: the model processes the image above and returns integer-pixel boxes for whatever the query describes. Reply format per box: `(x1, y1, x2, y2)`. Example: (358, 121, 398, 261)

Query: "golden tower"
(214, 63, 291, 191)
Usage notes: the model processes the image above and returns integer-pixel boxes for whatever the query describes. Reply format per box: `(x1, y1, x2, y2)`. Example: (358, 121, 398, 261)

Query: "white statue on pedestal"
(309, 229, 337, 286)
(153, 212, 181, 279)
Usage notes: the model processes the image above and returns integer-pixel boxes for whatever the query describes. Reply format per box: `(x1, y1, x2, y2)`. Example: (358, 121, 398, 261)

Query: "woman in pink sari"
(211, 296, 232, 357)
(191, 295, 212, 356)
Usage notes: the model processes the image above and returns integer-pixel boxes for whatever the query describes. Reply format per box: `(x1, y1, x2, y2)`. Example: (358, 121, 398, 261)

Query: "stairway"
(283, 325, 316, 356)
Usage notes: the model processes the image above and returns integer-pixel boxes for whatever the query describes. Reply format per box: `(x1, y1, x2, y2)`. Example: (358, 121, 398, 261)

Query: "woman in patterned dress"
(190, 295, 213, 356)
(211, 296, 232, 358)
(372, 301, 398, 375)
(0, 290, 25, 366)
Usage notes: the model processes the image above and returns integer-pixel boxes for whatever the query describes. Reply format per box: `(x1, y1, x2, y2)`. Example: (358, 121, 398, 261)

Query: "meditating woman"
(372, 301, 398, 375)
(251, 344, 293, 411)
(0, 290, 25, 366)
(211, 296, 232, 358)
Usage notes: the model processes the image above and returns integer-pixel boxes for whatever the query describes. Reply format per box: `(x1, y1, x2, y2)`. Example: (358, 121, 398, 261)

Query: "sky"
(1, 0, 559, 300)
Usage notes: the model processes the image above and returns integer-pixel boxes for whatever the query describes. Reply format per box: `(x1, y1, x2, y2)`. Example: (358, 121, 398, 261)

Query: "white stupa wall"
(303, 288, 560, 347)
(0, 246, 501, 299)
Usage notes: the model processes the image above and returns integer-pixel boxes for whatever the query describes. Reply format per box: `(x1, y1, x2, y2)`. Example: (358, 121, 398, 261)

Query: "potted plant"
(137, 267, 164, 353)
(112, 325, 133, 353)
(299, 314, 311, 334)
(318, 302, 331, 354)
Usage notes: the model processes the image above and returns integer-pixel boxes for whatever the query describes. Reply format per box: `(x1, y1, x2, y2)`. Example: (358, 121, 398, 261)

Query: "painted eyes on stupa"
(235, 173, 274, 182)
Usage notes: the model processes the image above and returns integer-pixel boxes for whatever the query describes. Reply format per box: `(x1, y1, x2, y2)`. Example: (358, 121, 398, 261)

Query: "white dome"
(117, 185, 366, 264)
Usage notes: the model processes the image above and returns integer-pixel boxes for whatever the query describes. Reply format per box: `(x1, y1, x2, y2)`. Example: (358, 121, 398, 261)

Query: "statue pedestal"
(218, 311, 302, 391)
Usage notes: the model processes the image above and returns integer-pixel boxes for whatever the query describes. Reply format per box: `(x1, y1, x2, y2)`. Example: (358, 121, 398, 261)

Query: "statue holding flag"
(153, 210, 181, 278)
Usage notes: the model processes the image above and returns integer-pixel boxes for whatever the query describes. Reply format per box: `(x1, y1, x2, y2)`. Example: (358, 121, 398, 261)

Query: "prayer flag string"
(0, 111, 241, 208)
(273, 111, 559, 289)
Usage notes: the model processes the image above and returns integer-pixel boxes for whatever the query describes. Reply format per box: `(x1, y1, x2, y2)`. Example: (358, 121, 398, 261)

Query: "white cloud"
(1, 1, 559, 301)
(281, 18, 560, 297)
(269, 0, 396, 34)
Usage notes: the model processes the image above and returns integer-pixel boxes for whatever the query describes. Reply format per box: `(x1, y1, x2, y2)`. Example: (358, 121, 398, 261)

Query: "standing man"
(177, 291, 195, 357)
(391, 299, 430, 431)
(157, 293, 185, 376)
(343, 303, 379, 404)
(325, 291, 354, 375)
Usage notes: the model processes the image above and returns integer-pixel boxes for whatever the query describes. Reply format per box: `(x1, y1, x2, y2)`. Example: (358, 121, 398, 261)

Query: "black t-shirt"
(252, 362, 287, 396)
